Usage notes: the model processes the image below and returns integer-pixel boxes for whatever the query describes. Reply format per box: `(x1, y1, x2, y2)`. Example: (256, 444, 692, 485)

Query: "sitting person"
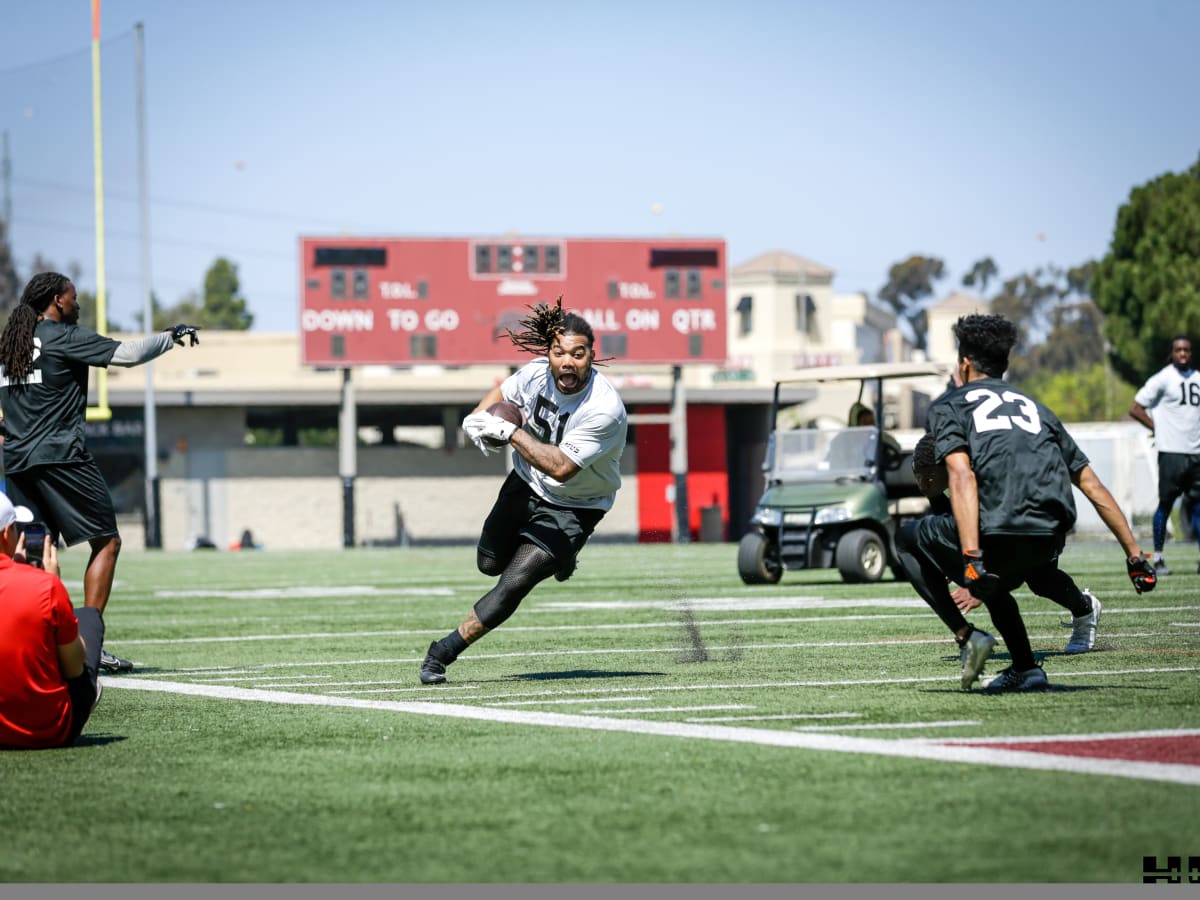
(828, 401, 901, 472)
(0, 492, 104, 749)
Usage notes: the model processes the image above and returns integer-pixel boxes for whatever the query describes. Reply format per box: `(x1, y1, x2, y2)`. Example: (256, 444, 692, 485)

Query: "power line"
(12, 175, 364, 230)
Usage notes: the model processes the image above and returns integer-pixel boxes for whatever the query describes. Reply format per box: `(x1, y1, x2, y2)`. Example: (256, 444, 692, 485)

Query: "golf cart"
(737, 362, 950, 585)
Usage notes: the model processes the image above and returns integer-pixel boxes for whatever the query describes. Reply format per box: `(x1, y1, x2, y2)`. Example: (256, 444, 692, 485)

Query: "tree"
(1018, 362, 1137, 423)
(1092, 156, 1200, 384)
(961, 256, 998, 296)
(989, 267, 1063, 371)
(198, 257, 253, 330)
(878, 254, 945, 350)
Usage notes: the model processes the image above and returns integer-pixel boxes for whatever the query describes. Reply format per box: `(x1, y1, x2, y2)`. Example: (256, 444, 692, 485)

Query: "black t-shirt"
(0, 321, 119, 472)
(926, 377, 1088, 536)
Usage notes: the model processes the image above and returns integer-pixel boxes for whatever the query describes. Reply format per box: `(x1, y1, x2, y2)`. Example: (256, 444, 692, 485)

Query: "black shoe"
(419, 642, 448, 684)
(99, 650, 134, 673)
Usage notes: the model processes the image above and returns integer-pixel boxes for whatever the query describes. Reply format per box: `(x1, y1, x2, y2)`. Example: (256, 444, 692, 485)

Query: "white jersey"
(1134, 364, 1200, 454)
(501, 358, 627, 510)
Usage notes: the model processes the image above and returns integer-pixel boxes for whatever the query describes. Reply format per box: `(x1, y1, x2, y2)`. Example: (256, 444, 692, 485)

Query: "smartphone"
(21, 522, 47, 568)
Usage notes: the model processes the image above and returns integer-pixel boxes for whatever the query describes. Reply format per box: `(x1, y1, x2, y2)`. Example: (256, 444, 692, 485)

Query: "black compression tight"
(474, 542, 560, 629)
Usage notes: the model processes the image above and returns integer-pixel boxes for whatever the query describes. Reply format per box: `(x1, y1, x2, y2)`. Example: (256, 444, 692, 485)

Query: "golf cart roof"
(773, 361, 950, 385)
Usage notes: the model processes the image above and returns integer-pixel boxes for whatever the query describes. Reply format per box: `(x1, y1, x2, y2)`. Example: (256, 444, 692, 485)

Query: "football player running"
(418, 297, 627, 684)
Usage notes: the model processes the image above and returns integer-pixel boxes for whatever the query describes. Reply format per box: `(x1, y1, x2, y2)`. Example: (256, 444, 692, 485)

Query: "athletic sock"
(434, 630, 469, 662)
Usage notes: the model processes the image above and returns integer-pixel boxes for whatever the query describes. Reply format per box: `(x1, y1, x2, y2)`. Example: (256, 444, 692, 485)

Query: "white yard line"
(576, 705, 756, 714)
(101, 677, 1200, 786)
(688, 712, 862, 723)
(793, 720, 981, 732)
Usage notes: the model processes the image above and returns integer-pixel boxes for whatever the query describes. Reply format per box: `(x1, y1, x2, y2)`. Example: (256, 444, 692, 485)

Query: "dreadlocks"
(506, 295, 594, 356)
(0, 272, 69, 380)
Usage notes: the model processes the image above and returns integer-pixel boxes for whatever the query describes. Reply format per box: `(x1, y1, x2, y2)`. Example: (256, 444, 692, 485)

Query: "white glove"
(462, 412, 516, 455)
(462, 412, 490, 442)
(475, 411, 517, 444)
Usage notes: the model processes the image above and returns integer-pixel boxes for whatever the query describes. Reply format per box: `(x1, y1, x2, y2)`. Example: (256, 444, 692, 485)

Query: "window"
(689, 334, 703, 357)
(601, 334, 627, 357)
(796, 293, 817, 335)
(649, 248, 719, 268)
(352, 269, 369, 299)
(330, 335, 345, 358)
(418, 280, 428, 299)
(330, 270, 346, 300)
(314, 247, 386, 267)
(475, 245, 491, 274)
(607, 280, 618, 300)
(664, 270, 680, 299)
(497, 245, 513, 273)
(544, 244, 561, 273)
(736, 295, 753, 335)
(685, 270, 702, 299)
(523, 245, 540, 273)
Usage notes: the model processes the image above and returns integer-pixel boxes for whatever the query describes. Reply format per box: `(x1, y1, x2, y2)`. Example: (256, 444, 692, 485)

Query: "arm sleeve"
(110, 332, 175, 367)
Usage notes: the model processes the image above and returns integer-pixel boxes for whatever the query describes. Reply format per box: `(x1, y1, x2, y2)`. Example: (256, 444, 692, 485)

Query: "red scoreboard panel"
(299, 236, 727, 366)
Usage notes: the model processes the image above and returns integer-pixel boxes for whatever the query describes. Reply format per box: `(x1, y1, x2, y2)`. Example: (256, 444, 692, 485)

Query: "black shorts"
(1157, 452, 1200, 505)
(478, 470, 605, 580)
(912, 513, 1066, 592)
(5, 460, 119, 547)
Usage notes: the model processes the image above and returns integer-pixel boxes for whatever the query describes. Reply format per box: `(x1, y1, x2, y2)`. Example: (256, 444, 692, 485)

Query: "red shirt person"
(0, 492, 104, 748)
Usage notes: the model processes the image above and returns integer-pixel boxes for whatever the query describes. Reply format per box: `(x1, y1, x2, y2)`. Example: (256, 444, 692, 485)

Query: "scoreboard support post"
(669, 365, 690, 544)
(338, 368, 356, 548)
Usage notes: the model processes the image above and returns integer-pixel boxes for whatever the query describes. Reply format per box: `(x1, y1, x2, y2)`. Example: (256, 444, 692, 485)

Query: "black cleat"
(99, 650, 134, 673)
(419, 642, 448, 684)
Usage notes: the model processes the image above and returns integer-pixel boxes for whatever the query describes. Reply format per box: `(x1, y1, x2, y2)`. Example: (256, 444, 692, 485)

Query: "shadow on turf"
(72, 734, 128, 747)
(505, 669, 666, 681)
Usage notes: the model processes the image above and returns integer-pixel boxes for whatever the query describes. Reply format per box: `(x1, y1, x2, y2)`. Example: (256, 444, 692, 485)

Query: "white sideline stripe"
(925, 727, 1200, 746)
(688, 712, 863, 723)
(491, 696, 656, 707)
(101, 677, 1200, 786)
(575, 705, 755, 714)
(793, 720, 980, 732)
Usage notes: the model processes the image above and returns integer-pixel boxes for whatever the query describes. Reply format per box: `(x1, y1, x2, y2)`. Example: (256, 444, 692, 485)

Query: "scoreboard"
(298, 236, 727, 366)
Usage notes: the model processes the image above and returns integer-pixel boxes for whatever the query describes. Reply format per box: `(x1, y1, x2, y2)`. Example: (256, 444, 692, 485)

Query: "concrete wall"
(157, 443, 641, 550)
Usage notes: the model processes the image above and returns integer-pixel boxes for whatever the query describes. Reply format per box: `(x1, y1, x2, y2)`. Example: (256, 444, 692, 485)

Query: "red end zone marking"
(950, 735, 1200, 766)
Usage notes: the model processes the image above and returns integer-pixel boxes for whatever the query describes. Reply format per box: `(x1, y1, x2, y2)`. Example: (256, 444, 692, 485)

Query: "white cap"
(0, 492, 34, 530)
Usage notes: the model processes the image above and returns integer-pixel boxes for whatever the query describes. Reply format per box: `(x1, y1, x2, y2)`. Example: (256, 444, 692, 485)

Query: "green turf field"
(1, 539, 1197, 883)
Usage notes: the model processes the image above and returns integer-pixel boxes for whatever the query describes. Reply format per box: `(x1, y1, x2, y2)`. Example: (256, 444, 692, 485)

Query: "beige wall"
(156, 444, 641, 551)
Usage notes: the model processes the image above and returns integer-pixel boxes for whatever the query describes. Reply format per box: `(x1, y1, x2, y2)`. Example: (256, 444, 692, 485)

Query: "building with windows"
(724, 249, 907, 383)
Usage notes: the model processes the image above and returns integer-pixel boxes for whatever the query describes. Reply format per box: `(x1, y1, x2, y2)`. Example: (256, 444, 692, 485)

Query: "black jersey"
(926, 377, 1088, 536)
(0, 321, 119, 472)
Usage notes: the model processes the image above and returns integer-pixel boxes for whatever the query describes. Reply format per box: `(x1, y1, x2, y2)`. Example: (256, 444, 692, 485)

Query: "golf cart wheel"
(836, 529, 887, 583)
(738, 531, 783, 584)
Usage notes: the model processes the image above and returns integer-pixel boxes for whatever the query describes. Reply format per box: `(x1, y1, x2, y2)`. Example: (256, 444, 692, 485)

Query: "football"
(483, 400, 524, 445)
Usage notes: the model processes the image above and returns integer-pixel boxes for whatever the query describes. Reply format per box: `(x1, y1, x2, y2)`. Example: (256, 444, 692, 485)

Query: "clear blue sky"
(1, 0, 1197, 333)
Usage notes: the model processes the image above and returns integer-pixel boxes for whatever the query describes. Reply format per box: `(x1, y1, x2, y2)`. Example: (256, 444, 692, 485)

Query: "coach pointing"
(0, 272, 200, 673)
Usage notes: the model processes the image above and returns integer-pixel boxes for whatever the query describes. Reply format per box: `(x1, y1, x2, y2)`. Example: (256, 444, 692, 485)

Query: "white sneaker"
(982, 665, 1049, 692)
(959, 628, 997, 690)
(1064, 591, 1101, 654)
